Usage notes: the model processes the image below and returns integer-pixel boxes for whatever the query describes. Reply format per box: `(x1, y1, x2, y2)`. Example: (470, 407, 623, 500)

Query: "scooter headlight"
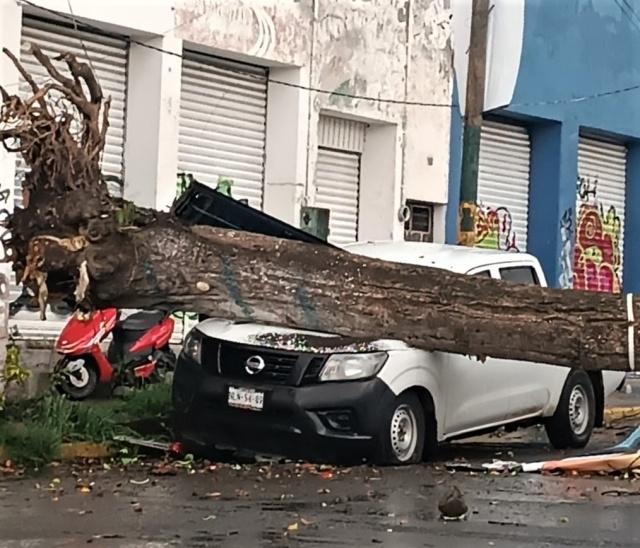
(182, 329, 202, 365)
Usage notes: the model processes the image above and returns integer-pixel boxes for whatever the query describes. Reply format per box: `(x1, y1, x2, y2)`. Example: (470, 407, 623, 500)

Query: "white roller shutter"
(314, 116, 366, 245)
(476, 120, 531, 252)
(17, 19, 128, 204)
(574, 137, 627, 293)
(178, 53, 268, 209)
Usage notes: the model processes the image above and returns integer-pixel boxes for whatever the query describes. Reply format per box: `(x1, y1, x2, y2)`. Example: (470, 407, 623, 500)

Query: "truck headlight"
(182, 329, 202, 365)
(319, 352, 388, 382)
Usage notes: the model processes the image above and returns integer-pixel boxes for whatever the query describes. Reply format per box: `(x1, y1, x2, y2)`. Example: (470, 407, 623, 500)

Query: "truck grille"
(200, 337, 327, 386)
(301, 357, 326, 384)
(219, 343, 298, 384)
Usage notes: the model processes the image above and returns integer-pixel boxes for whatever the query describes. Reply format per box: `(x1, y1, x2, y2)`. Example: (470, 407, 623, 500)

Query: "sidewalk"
(604, 376, 640, 422)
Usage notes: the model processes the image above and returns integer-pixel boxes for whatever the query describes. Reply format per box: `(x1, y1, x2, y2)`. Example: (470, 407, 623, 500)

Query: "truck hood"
(194, 319, 410, 353)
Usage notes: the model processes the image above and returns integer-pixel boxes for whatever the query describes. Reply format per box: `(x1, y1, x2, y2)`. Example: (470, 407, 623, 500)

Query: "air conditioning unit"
(404, 200, 434, 242)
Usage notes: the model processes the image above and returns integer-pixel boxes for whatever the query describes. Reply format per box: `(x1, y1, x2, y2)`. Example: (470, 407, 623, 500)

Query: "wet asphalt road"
(2, 425, 640, 547)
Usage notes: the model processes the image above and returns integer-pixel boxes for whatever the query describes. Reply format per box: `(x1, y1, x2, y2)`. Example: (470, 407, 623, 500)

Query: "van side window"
(500, 266, 539, 285)
(473, 270, 491, 277)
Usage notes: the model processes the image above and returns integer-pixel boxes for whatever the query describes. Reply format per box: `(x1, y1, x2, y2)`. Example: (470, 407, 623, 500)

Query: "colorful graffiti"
(573, 203, 622, 293)
(577, 175, 598, 201)
(475, 205, 520, 252)
(558, 208, 574, 289)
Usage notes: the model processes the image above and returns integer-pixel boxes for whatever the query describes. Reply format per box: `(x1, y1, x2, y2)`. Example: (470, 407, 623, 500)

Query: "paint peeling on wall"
(173, 0, 310, 65)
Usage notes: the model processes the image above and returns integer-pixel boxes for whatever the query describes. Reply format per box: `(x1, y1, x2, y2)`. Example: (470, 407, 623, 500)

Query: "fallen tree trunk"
(0, 46, 637, 371)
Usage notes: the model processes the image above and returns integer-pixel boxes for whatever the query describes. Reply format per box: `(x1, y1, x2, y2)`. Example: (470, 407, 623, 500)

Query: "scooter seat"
(117, 310, 164, 331)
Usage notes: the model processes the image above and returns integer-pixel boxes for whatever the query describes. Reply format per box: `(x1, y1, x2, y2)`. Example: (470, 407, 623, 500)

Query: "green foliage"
(0, 342, 30, 410)
(215, 177, 233, 197)
(0, 383, 172, 467)
(25, 393, 125, 443)
(176, 172, 195, 198)
(114, 382, 172, 421)
(0, 421, 60, 467)
(115, 201, 137, 226)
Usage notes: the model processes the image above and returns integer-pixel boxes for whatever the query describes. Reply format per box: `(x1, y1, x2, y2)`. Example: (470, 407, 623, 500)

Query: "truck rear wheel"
(545, 370, 595, 449)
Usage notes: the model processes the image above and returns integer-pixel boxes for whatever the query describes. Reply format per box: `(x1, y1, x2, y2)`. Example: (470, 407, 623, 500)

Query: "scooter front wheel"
(54, 356, 99, 400)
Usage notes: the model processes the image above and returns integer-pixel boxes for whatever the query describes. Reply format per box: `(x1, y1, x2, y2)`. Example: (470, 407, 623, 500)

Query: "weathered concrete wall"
(174, 0, 454, 235)
(174, 0, 310, 66)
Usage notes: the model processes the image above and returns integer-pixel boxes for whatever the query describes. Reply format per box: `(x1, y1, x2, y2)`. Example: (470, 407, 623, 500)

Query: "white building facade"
(0, 0, 454, 339)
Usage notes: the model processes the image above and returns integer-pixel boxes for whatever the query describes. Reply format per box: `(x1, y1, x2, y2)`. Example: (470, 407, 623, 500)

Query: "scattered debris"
(129, 478, 150, 485)
(438, 485, 468, 521)
(151, 462, 178, 476)
(113, 436, 172, 453)
(488, 520, 527, 527)
(445, 426, 640, 476)
(602, 488, 640, 497)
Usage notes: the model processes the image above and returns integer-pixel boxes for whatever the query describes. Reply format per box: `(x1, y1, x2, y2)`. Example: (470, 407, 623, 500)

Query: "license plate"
(228, 386, 264, 411)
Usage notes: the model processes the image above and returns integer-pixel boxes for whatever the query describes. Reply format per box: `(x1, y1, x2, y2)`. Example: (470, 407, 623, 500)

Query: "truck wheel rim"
(390, 404, 418, 462)
(64, 359, 90, 389)
(569, 385, 588, 435)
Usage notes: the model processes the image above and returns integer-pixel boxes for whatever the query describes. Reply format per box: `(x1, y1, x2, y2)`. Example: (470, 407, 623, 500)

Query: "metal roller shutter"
(315, 150, 360, 244)
(17, 19, 128, 204)
(9, 19, 128, 340)
(314, 116, 366, 245)
(178, 53, 268, 209)
(476, 120, 531, 252)
(574, 137, 627, 293)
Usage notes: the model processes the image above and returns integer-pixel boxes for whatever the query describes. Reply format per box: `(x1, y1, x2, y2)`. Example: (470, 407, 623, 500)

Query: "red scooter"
(54, 308, 176, 400)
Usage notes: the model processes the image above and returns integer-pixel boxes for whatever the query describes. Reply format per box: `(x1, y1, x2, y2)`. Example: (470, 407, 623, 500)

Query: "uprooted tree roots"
(2, 45, 640, 371)
(0, 44, 163, 318)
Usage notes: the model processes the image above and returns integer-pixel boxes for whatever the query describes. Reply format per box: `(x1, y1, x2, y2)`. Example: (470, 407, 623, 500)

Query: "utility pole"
(457, 0, 490, 246)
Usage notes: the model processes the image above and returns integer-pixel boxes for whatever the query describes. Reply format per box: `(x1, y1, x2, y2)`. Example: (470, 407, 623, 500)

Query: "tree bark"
(1, 46, 638, 372)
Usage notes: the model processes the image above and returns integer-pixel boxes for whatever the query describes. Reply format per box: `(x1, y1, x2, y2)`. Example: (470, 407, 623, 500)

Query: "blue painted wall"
(447, 0, 640, 292)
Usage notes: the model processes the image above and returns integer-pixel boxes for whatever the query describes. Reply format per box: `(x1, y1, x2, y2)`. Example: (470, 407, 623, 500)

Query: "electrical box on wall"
(404, 200, 434, 242)
(300, 206, 331, 241)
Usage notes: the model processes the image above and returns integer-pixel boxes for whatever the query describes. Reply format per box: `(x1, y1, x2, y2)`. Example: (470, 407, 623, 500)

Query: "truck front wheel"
(375, 392, 425, 465)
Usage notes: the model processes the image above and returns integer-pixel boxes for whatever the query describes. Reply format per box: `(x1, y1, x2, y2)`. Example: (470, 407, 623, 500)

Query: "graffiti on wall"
(475, 205, 520, 252)
(573, 203, 622, 293)
(577, 175, 598, 201)
(573, 171, 623, 293)
(558, 208, 574, 289)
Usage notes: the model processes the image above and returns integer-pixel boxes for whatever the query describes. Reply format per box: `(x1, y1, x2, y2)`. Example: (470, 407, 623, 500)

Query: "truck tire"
(545, 370, 595, 449)
(376, 392, 425, 465)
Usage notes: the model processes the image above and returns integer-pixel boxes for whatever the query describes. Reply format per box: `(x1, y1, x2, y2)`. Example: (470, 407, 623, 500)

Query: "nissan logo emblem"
(245, 355, 266, 375)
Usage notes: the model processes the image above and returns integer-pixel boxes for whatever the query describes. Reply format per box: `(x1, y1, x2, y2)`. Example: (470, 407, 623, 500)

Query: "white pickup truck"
(172, 242, 626, 465)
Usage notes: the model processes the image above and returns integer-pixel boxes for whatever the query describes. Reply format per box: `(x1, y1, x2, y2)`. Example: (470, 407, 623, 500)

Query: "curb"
(604, 406, 640, 422)
(0, 441, 111, 462)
